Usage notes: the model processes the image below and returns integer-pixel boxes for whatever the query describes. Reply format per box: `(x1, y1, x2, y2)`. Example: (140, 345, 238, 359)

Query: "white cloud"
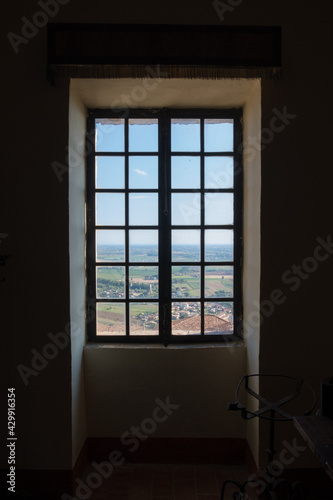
(134, 168, 148, 176)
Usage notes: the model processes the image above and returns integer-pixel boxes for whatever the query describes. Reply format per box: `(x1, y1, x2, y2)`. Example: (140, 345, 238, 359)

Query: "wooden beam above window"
(47, 24, 281, 81)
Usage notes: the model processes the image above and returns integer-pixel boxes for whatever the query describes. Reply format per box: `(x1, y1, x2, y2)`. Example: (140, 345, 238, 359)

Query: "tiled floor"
(80, 463, 259, 500)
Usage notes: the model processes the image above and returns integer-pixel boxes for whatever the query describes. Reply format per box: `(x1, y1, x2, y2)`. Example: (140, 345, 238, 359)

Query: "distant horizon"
(97, 243, 233, 247)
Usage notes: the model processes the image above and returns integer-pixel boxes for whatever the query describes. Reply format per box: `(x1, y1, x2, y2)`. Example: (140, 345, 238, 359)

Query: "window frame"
(86, 108, 243, 345)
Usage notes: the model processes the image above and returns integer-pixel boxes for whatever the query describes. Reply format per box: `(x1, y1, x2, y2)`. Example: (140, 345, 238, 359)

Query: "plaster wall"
(73, 77, 260, 447)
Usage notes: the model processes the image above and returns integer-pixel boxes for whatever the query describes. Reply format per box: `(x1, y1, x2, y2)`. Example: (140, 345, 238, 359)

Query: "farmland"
(96, 244, 233, 335)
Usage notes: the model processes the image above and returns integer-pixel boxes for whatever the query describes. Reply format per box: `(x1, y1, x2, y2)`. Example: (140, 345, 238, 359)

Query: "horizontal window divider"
(128, 189, 159, 193)
(170, 189, 234, 193)
(95, 298, 160, 303)
(128, 225, 160, 230)
(95, 189, 125, 193)
(171, 225, 234, 230)
(96, 262, 159, 266)
(95, 152, 126, 156)
(128, 262, 160, 266)
(204, 261, 234, 266)
(170, 151, 235, 156)
(170, 298, 234, 303)
(203, 188, 234, 193)
(203, 225, 234, 230)
(171, 189, 201, 193)
(95, 189, 159, 193)
(95, 225, 159, 230)
(95, 151, 159, 156)
(202, 151, 235, 156)
(202, 297, 234, 303)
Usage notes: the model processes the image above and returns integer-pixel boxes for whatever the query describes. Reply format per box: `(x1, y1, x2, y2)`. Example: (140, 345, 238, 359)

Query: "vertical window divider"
(200, 117, 205, 337)
(159, 110, 171, 346)
(124, 117, 130, 337)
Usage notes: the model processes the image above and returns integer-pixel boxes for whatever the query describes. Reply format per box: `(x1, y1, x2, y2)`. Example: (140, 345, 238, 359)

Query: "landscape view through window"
(87, 110, 242, 342)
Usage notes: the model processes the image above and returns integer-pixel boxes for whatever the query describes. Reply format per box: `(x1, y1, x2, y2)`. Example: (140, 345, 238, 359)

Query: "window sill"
(84, 341, 245, 350)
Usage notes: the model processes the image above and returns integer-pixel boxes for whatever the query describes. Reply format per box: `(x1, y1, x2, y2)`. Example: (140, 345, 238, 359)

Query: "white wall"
(69, 85, 88, 466)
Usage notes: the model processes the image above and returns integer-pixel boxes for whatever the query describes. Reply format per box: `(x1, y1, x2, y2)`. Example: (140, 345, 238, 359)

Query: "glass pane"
(204, 302, 233, 334)
(205, 230, 233, 262)
(204, 119, 233, 152)
(96, 266, 125, 299)
(129, 266, 159, 299)
(171, 119, 200, 152)
(205, 266, 233, 298)
(129, 156, 158, 189)
(130, 303, 159, 335)
(96, 193, 125, 226)
(172, 230, 200, 262)
(129, 193, 158, 226)
(95, 118, 124, 152)
(96, 156, 125, 189)
(96, 230, 125, 262)
(172, 193, 201, 226)
(129, 230, 158, 262)
(205, 157, 233, 189)
(97, 302, 125, 336)
(129, 119, 158, 152)
(172, 302, 201, 335)
(205, 193, 233, 225)
(172, 266, 200, 298)
(171, 156, 200, 189)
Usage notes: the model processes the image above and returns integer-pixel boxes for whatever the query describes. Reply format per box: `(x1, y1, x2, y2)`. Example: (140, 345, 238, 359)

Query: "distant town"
(96, 244, 234, 335)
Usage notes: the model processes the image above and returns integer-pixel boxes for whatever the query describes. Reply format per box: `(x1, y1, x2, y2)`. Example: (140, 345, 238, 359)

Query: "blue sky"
(95, 119, 234, 246)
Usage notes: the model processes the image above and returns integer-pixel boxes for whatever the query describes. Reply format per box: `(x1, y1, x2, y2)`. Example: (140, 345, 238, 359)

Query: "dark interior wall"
(1, 0, 332, 471)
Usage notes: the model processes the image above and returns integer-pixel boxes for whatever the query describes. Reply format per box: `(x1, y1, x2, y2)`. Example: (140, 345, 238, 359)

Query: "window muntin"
(86, 109, 243, 344)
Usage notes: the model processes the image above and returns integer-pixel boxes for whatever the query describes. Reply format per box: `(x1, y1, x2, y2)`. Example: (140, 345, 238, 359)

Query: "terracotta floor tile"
(78, 463, 251, 500)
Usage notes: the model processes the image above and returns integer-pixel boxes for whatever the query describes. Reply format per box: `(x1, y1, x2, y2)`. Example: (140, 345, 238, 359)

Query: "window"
(86, 109, 243, 344)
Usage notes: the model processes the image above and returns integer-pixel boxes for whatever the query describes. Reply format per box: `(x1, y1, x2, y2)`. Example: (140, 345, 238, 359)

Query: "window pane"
(129, 193, 158, 226)
(205, 157, 233, 189)
(172, 302, 201, 335)
(129, 156, 158, 189)
(97, 302, 125, 336)
(204, 302, 233, 335)
(172, 230, 200, 262)
(96, 230, 125, 262)
(205, 266, 233, 298)
(129, 266, 159, 299)
(172, 266, 200, 298)
(205, 193, 233, 225)
(172, 193, 201, 226)
(129, 230, 158, 262)
(205, 230, 233, 262)
(96, 193, 125, 226)
(204, 119, 233, 152)
(129, 118, 158, 152)
(95, 118, 124, 152)
(97, 266, 125, 299)
(171, 119, 200, 152)
(130, 303, 159, 335)
(96, 156, 125, 189)
(171, 156, 200, 189)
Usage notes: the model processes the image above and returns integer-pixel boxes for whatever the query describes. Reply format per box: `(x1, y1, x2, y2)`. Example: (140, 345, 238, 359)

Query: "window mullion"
(158, 111, 171, 345)
(124, 117, 130, 337)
